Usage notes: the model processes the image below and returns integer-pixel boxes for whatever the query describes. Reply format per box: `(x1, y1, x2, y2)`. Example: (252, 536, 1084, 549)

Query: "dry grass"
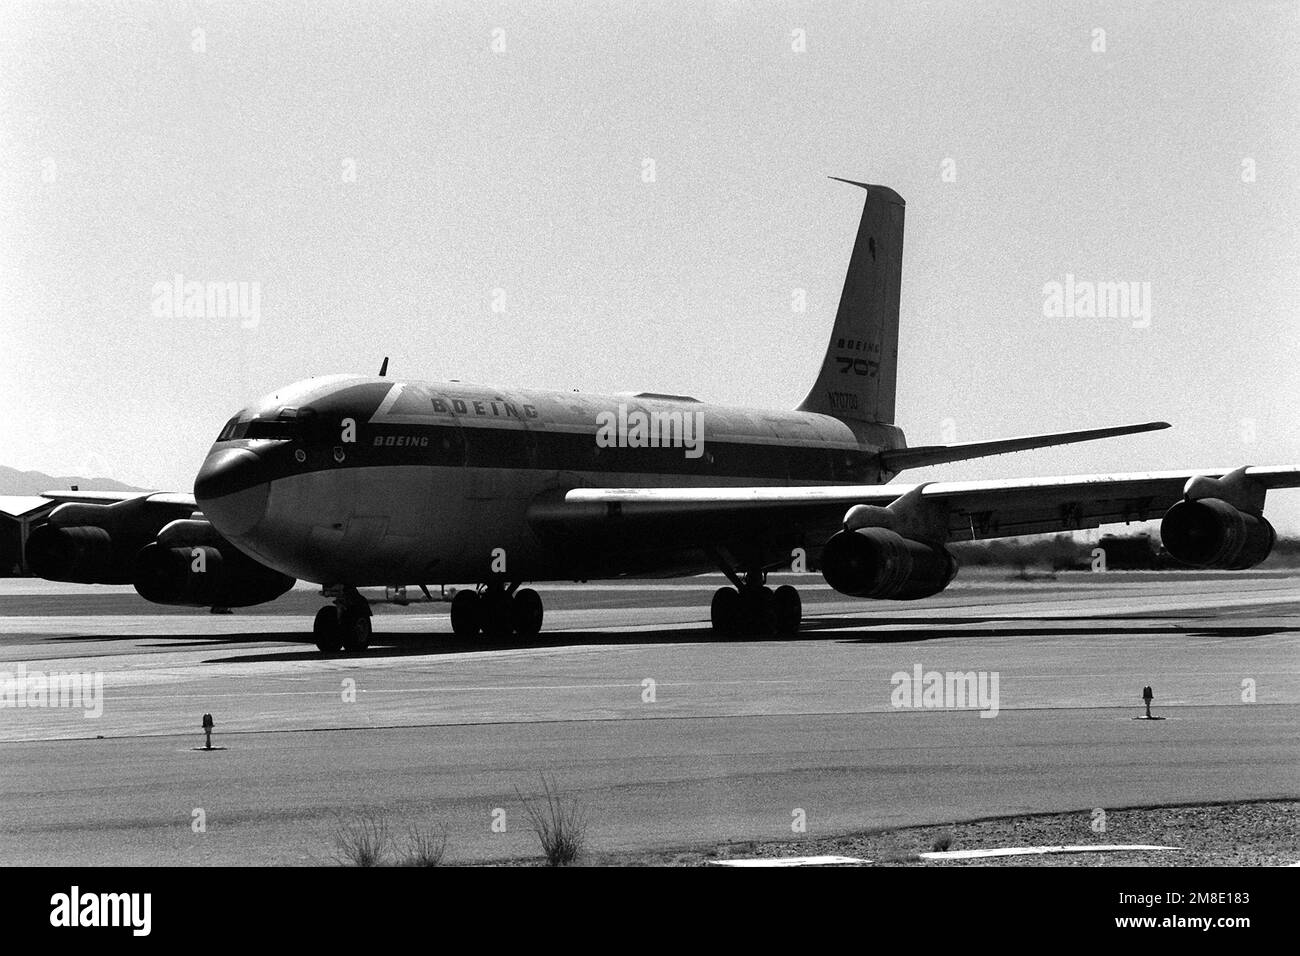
(517, 774, 588, 866)
(333, 812, 392, 867)
(332, 813, 450, 866)
(401, 825, 449, 867)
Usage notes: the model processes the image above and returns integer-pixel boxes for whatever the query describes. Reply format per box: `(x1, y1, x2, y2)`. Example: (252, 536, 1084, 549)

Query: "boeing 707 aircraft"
(25, 180, 1300, 652)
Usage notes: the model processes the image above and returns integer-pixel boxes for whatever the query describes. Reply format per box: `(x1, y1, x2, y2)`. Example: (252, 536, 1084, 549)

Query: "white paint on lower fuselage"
(229, 462, 853, 586)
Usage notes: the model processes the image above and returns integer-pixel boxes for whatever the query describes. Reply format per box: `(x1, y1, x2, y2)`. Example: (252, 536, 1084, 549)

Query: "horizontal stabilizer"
(879, 421, 1170, 473)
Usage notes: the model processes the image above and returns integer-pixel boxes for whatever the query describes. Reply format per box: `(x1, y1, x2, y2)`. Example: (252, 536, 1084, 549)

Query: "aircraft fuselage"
(195, 374, 904, 586)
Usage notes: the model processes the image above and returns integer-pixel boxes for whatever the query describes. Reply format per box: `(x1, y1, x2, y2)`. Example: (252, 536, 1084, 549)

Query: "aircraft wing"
(532, 466, 1300, 544)
(39, 490, 197, 508)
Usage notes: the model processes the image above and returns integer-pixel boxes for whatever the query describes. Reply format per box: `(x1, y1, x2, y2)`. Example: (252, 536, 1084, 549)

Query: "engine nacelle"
(1160, 498, 1275, 570)
(25, 497, 194, 584)
(133, 519, 294, 608)
(25, 524, 125, 583)
(821, 527, 958, 600)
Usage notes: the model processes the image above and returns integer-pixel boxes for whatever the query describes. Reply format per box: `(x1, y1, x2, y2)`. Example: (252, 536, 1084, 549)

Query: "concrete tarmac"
(1, 571, 1297, 864)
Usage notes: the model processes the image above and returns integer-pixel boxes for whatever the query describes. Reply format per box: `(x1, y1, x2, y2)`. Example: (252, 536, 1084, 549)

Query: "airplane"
(24, 179, 1300, 653)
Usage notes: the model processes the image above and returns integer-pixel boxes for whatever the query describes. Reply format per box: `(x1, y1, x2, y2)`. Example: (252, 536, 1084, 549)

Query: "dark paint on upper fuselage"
(194, 374, 906, 586)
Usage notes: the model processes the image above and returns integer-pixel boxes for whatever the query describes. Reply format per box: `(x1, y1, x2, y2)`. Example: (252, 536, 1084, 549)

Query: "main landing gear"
(710, 569, 802, 638)
(450, 583, 544, 639)
(313, 586, 372, 653)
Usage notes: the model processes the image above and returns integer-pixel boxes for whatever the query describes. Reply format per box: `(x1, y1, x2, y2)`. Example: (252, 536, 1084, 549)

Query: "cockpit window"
(216, 411, 302, 442)
(244, 419, 301, 439)
(217, 415, 243, 441)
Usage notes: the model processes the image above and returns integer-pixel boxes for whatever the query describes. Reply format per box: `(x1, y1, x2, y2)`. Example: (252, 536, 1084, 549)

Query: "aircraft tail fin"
(797, 179, 905, 425)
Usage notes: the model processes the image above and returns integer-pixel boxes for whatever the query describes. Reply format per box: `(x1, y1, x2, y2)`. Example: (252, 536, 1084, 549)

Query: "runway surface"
(1, 571, 1297, 865)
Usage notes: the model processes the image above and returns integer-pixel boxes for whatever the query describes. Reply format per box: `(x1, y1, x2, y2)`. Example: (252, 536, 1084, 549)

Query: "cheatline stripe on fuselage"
(217, 421, 883, 493)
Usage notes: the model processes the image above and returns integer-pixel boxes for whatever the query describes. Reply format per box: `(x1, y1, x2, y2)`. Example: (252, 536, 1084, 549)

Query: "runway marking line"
(711, 855, 868, 867)
(918, 844, 1180, 860)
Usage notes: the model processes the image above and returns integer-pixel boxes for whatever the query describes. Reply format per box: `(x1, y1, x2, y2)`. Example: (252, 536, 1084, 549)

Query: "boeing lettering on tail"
(23, 179, 1300, 653)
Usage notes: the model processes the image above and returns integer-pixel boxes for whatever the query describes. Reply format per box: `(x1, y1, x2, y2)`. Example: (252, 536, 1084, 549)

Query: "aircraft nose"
(194, 448, 270, 536)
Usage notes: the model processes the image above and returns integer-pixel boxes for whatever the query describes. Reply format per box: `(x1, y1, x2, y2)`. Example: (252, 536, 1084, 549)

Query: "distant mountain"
(0, 465, 148, 496)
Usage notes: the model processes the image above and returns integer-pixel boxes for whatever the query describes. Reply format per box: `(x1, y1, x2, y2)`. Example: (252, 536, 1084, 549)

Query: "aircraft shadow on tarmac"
(36, 614, 1299, 664)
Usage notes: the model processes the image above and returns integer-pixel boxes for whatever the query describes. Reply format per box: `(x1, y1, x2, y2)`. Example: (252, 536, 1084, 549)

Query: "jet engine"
(132, 519, 295, 607)
(1160, 497, 1275, 570)
(26, 498, 294, 607)
(821, 526, 958, 600)
(24, 498, 187, 584)
(25, 524, 120, 583)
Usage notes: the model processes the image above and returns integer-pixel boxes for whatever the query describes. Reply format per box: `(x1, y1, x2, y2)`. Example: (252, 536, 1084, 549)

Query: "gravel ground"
(570, 800, 1300, 867)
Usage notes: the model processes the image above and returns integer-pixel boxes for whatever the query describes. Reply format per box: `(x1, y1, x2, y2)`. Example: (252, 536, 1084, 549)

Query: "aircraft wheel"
(339, 606, 372, 652)
(511, 588, 544, 637)
(710, 586, 741, 637)
(478, 589, 513, 640)
(313, 606, 343, 653)
(759, 586, 776, 632)
(450, 589, 480, 637)
(738, 586, 775, 636)
(773, 585, 802, 636)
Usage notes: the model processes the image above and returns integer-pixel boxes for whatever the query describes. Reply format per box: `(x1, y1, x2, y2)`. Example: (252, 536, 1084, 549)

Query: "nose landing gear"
(450, 583, 544, 639)
(313, 587, 372, 653)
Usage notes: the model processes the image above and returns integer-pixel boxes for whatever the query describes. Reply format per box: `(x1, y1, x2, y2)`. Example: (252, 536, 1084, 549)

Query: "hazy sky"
(2, 1, 1297, 526)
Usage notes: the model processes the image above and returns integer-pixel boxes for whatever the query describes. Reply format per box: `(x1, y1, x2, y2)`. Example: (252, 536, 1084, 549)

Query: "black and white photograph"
(0, 0, 1295, 936)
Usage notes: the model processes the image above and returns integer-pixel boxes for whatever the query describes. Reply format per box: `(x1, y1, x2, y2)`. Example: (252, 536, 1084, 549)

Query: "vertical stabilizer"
(797, 179, 905, 425)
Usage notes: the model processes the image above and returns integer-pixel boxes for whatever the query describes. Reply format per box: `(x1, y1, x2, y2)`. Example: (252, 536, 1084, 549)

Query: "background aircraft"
(24, 182, 1300, 652)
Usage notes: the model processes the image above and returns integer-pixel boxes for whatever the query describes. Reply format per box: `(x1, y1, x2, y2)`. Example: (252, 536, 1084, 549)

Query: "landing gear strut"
(314, 587, 372, 653)
(450, 583, 544, 640)
(709, 567, 802, 638)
